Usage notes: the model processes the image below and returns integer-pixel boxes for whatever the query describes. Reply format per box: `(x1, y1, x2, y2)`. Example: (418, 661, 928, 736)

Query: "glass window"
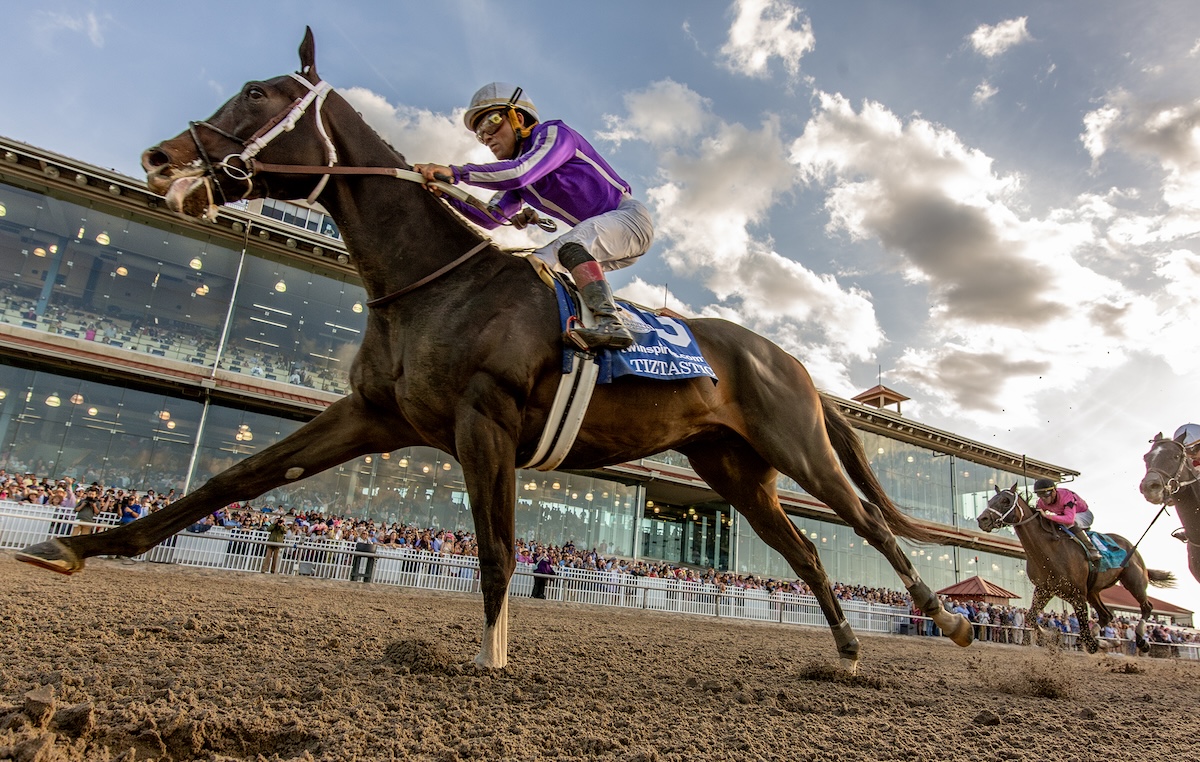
(219, 254, 366, 394)
(0, 360, 200, 491)
(515, 473, 637, 556)
(0, 180, 239, 369)
(860, 432, 953, 524)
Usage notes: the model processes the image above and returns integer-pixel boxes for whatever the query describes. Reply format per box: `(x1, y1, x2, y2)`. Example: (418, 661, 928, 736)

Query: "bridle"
(188, 73, 337, 211)
(1143, 439, 1200, 505)
(978, 489, 1040, 528)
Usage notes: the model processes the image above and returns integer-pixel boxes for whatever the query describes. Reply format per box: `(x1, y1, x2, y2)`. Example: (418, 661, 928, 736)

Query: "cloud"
(969, 17, 1032, 58)
(1082, 89, 1200, 220)
(719, 0, 815, 79)
(603, 80, 883, 391)
(597, 80, 710, 148)
(37, 11, 107, 47)
(973, 80, 998, 105)
(787, 90, 1163, 423)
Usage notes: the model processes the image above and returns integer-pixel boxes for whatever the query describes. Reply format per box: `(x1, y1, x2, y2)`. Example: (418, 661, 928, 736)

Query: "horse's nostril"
(142, 148, 170, 170)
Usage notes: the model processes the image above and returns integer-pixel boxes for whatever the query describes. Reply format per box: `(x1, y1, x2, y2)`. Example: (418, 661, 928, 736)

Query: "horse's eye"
(247, 86, 266, 101)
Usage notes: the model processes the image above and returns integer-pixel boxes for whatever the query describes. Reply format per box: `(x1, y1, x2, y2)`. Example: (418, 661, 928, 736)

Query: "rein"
(186, 72, 558, 304)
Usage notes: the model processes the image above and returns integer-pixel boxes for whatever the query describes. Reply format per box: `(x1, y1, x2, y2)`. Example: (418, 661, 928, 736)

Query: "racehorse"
(15, 28, 972, 672)
(1139, 432, 1200, 585)
(977, 485, 1174, 653)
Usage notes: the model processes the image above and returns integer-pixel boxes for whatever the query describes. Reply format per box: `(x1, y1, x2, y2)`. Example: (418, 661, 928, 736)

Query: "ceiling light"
(33, 247, 46, 257)
(166, 420, 176, 429)
(441, 462, 451, 471)
(115, 266, 128, 276)
(86, 406, 97, 416)
(95, 232, 110, 245)
(75, 173, 89, 186)
(398, 457, 408, 467)
(421, 465, 430, 473)
(274, 280, 286, 293)
(45, 393, 61, 407)
(189, 257, 203, 270)
(69, 393, 84, 404)
(0, 203, 6, 217)
(352, 302, 363, 313)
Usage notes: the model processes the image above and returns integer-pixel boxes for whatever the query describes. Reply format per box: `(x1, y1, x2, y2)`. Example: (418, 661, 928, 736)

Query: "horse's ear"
(1009, 482, 1018, 493)
(1154, 432, 1164, 442)
(299, 26, 318, 78)
(1174, 431, 1187, 443)
(993, 485, 1000, 494)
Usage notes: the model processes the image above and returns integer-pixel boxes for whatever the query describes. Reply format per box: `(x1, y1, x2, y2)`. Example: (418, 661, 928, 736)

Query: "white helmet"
(1174, 422, 1200, 446)
(463, 82, 539, 131)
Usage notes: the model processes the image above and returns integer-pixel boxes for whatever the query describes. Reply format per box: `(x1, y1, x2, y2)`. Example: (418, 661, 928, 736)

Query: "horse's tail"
(820, 394, 941, 544)
(1147, 569, 1176, 588)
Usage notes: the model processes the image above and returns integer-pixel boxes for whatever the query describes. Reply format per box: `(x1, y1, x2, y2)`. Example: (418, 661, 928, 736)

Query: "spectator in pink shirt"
(1033, 478, 1100, 562)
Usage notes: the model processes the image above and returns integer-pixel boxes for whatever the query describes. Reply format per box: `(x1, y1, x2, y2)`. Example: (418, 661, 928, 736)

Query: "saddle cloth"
(1087, 530, 1127, 571)
(551, 276, 717, 384)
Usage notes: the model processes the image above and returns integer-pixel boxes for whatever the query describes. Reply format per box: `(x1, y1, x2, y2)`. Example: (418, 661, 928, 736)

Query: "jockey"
(1032, 478, 1101, 562)
(415, 83, 654, 351)
(1169, 423, 1200, 542)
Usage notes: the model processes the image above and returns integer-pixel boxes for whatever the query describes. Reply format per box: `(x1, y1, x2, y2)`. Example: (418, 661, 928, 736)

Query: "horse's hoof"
(1084, 639, 1099, 655)
(14, 540, 83, 575)
(944, 614, 974, 647)
(839, 657, 859, 675)
(1137, 641, 1150, 654)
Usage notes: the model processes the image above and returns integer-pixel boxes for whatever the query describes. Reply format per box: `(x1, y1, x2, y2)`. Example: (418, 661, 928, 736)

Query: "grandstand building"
(0, 135, 1077, 603)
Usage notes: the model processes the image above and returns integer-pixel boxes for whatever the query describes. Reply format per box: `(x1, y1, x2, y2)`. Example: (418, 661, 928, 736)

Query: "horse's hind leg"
(732, 386, 971, 648)
(683, 442, 863, 672)
(16, 395, 408, 573)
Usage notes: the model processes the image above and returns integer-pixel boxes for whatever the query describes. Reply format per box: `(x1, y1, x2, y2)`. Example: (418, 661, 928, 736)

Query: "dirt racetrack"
(0, 555, 1196, 762)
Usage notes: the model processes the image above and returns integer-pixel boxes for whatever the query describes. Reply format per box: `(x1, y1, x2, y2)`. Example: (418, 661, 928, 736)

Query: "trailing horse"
(1139, 432, 1200, 585)
(977, 485, 1174, 653)
(15, 28, 973, 672)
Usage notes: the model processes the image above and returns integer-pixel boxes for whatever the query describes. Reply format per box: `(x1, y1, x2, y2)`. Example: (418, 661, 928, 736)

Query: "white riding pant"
(1072, 509, 1094, 530)
(532, 195, 654, 273)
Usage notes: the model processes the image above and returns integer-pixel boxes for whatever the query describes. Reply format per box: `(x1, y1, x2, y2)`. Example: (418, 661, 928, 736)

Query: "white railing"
(3, 502, 1197, 657)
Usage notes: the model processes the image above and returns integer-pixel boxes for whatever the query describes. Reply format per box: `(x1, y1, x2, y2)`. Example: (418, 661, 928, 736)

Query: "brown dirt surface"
(0, 555, 1196, 762)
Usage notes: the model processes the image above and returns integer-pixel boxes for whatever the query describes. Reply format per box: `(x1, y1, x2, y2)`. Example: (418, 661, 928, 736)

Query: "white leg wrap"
(474, 595, 509, 669)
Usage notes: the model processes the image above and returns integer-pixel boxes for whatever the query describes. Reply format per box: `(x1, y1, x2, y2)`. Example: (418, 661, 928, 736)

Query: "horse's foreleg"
(456, 400, 518, 670)
(16, 395, 407, 574)
(684, 444, 862, 673)
(1188, 540, 1200, 586)
(1068, 594, 1098, 654)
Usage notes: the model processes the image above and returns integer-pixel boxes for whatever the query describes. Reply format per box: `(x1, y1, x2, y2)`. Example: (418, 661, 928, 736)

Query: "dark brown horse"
(15, 28, 972, 672)
(977, 485, 1174, 653)
(1139, 433, 1200, 584)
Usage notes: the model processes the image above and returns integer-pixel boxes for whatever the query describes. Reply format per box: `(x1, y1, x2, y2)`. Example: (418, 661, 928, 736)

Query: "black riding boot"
(1069, 525, 1101, 562)
(572, 279, 634, 351)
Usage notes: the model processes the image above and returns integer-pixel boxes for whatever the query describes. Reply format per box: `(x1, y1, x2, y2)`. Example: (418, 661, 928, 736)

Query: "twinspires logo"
(600, 305, 718, 383)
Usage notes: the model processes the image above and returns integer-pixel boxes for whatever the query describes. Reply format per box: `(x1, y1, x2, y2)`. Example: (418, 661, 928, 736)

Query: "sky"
(3, 1, 1200, 613)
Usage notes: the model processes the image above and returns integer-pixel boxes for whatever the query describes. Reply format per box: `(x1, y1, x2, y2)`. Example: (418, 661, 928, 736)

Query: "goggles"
(1035, 489, 1054, 497)
(474, 110, 508, 142)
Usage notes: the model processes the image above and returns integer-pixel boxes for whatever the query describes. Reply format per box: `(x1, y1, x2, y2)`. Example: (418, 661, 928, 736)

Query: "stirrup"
(564, 316, 633, 351)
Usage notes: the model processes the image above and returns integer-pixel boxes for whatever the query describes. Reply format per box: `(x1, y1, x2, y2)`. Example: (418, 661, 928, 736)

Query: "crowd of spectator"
(4, 469, 1198, 649)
